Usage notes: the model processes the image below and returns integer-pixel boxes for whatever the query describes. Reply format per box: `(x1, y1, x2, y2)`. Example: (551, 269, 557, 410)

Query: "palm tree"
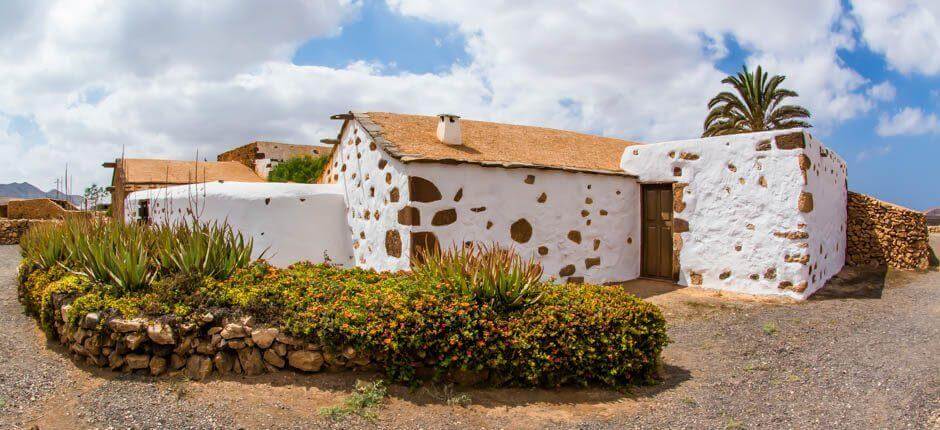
(703, 65, 811, 137)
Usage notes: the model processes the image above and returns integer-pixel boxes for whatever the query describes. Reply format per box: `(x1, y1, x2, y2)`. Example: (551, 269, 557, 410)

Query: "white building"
(129, 112, 847, 299)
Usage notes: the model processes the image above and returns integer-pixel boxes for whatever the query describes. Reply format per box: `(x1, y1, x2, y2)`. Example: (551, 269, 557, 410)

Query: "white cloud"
(855, 144, 892, 162)
(876, 107, 940, 136)
(0, 0, 888, 191)
(867, 81, 897, 101)
(851, 0, 940, 75)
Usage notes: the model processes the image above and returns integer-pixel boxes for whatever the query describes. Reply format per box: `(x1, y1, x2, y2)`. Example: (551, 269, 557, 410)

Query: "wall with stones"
(846, 191, 931, 270)
(325, 119, 412, 272)
(0, 219, 57, 245)
(621, 129, 847, 299)
(125, 182, 354, 267)
(402, 163, 640, 284)
(44, 296, 373, 380)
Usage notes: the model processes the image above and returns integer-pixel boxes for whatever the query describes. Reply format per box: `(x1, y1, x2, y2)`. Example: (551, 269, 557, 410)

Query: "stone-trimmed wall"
(47, 296, 373, 380)
(326, 119, 413, 272)
(621, 129, 848, 299)
(846, 191, 930, 270)
(328, 117, 641, 284)
(403, 163, 640, 284)
(0, 219, 57, 245)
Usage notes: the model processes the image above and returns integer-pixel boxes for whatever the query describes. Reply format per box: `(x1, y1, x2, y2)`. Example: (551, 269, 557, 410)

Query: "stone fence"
(0, 219, 57, 245)
(846, 191, 931, 270)
(50, 294, 374, 380)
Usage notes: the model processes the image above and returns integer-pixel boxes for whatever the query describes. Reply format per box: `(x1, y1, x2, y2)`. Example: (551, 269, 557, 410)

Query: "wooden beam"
(102, 162, 116, 168)
(330, 113, 353, 120)
(319, 138, 340, 145)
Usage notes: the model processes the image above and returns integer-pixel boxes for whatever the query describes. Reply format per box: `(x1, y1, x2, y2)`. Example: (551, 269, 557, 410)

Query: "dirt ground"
(1, 237, 937, 430)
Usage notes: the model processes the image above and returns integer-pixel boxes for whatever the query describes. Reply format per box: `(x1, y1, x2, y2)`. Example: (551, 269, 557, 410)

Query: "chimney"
(436, 114, 461, 146)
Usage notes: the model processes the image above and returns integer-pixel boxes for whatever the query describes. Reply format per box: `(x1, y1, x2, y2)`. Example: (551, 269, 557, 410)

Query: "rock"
(251, 328, 278, 349)
(150, 356, 167, 376)
(214, 351, 235, 376)
(237, 348, 265, 376)
(195, 338, 217, 355)
(272, 342, 288, 357)
(263, 349, 285, 368)
(288, 350, 324, 372)
(220, 324, 247, 339)
(108, 351, 125, 369)
(175, 335, 194, 354)
(275, 333, 302, 346)
(125, 332, 146, 350)
(108, 318, 143, 333)
(60, 304, 71, 323)
(147, 323, 175, 345)
(225, 339, 248, 350)
(207, 326, 223, 336)
(341, 346, 357, 360)
(81, 313, 100, 329)
(125, 353, 150, 370)
(170, 354, 186, 370)
(186, 355, 214, 381)
(200, 313, 215, 324)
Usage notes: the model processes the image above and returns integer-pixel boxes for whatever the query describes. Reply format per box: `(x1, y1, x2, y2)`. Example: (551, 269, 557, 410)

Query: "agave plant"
(19, 221, 71, 272)
(413, 243, 544, 312)
(153, 219, 258, 280)
(65, 219, 157, 292)
(703, 65, 811, 137)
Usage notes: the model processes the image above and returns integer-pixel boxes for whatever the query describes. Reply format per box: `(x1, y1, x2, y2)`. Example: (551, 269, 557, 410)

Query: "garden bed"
(17, 219, 668, 387)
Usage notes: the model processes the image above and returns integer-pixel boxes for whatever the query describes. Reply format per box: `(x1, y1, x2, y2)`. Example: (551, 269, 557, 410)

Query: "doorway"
(641, 184, 675, 280)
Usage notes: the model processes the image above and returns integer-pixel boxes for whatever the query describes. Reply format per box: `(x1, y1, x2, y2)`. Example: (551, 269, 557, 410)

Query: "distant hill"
(0, 182, 84, 206)
(926, 207, 940, 226)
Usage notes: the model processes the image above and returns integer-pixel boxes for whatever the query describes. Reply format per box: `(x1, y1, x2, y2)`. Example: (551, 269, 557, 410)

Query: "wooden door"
(641, 184, 674, 279)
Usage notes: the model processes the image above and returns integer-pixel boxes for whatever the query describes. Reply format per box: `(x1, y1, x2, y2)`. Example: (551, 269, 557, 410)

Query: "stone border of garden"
(49, 292, 378, 381)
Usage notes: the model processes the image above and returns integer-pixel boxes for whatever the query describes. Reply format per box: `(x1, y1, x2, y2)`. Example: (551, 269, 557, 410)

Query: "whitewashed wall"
(125, 182, 354, 267)
(621, 129, 847, 299)
(404, 163, 640, 284)
(327, 120, 412, 271)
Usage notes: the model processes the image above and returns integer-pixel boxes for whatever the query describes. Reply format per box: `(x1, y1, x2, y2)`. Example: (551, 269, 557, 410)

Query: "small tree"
(268, 155, 330, 184)
(83, 184, 107, 210)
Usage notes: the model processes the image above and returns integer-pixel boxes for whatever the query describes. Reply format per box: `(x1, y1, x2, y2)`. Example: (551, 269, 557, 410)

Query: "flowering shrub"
(20, 260, 668, 387)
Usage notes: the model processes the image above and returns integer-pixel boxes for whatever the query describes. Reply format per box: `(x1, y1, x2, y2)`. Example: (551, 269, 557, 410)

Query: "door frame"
(639, 182, 678, 281)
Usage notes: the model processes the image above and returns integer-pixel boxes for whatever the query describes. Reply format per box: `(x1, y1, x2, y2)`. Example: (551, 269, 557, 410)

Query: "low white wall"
(621, 129, 847, 299)
(404, 163, 641, 284)
(126, 182, 354, 267)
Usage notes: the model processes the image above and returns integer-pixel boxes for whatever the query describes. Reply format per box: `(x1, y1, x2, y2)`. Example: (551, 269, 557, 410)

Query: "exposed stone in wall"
(410, 231, 440, 261)
(509, 219, 533, 243)
(431, 209, 458, 226)
(408, 176, 442, 202)
(798, 192, 814, 213)
(385, 230, 402, 258)
(846, 191, 931, 270)
(775, 132, 805, 150)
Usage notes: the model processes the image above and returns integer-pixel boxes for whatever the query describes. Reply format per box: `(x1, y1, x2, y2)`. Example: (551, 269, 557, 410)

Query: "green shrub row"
(20, 259, 669, 387)
(268, 154, 330, 183)
(19, 219, 669, 387)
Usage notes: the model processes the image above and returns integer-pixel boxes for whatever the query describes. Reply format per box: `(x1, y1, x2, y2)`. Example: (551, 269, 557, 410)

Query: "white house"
(128, 111, 848, 299)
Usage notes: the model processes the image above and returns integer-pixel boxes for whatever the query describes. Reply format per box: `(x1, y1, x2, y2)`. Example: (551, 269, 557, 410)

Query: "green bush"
(268, 155, 330, 183)
(19, 260, 669, 387)
(413, 244, 543, 312)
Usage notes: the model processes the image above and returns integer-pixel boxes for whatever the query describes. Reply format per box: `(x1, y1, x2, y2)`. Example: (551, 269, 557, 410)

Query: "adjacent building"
(217, 141, 333, 179)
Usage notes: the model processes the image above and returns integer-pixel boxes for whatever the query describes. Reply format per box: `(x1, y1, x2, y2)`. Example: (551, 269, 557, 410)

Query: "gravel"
(1, 238, 937, 429)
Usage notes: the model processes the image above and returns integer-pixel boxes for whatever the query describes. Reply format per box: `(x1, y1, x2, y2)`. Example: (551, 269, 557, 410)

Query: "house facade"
(317, 112, 847, 299)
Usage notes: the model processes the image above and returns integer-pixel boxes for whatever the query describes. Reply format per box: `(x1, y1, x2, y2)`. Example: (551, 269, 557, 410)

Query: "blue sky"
(0, 0, 937, 210)
(295, 1, 938, 210)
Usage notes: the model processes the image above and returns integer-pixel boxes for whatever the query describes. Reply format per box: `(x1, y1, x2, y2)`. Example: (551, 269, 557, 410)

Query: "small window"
(137, 199, 150, 225)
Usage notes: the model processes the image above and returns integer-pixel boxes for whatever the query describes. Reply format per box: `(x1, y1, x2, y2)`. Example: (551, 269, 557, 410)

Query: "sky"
(0, 0, 937, 210)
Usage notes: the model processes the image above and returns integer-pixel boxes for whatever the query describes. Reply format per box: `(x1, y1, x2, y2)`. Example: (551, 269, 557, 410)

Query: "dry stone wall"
(846, 191, 930, 270)
(0, 219, 56, 245)
(46, 295, 374, 380)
